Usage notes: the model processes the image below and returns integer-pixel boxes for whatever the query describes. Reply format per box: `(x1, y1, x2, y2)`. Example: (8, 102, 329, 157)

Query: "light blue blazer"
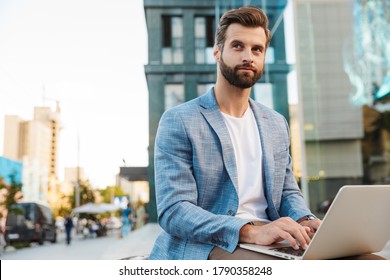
(149, 88, 313, 260)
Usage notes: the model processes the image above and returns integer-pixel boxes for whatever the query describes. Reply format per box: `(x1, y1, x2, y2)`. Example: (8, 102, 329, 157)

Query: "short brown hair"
(215, 6, 271, 50)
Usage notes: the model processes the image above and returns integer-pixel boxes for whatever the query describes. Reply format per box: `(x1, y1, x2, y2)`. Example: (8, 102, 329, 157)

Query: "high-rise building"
(62, 167, 85, 195)
(33, 104, 61, 179)
(3, 103, 61, 205)
(144, 0, 291, 221)
(3, 115, 24, 160)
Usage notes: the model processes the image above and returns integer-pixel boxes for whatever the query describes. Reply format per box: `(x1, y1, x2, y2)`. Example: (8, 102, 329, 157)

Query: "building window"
(265, 47, 275, 64)
(165, 84, 184, 110)
(254, 83, 274, 109)
(162, 16, 183, 64)
(195, 16, 215, 64)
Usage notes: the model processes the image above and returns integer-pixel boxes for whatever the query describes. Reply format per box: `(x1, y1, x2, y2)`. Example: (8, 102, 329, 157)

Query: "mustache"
(235, 63, 257, 72)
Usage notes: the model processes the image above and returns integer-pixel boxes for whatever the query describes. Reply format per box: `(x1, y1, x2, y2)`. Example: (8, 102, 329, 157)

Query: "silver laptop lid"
(303, 185, 390, 259)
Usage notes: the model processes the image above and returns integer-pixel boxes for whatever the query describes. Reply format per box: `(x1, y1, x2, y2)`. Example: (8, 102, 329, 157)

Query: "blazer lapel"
(250, 100, 278, 208)
(199, 90, 239, 190)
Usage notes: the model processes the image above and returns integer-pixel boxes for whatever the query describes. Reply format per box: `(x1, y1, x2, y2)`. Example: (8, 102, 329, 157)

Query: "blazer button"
(227, 210, 234, 216)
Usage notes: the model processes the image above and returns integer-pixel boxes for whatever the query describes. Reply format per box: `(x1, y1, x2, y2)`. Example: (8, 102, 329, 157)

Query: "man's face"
(215, 23, 267, 89)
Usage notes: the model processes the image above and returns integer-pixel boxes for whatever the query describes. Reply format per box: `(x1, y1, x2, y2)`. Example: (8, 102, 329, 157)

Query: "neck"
(214, 79, 251, 118)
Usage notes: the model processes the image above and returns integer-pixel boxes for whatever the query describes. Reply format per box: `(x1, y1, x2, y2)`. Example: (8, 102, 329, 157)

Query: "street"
(0, 223, 162, 260)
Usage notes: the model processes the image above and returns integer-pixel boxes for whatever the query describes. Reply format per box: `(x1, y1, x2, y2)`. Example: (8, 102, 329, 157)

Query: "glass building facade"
(293, 0, 390, 215)
(0, 156, 23, 185)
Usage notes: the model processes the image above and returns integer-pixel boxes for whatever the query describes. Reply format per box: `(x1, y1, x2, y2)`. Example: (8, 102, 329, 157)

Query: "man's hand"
(239, 217, 314, 250)
(298, 218, 321, 237)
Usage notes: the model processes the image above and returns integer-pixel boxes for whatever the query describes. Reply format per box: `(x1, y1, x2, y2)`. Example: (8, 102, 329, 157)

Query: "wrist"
(239, 223, 255, 243)
(296, 215, 316, 224)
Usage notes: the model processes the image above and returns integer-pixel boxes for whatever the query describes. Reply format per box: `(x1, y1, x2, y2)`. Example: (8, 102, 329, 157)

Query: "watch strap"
(296, 215, 316, 224)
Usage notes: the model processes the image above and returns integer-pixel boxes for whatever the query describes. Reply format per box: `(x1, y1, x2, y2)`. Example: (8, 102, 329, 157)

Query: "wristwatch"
(296, 215, 316, 224)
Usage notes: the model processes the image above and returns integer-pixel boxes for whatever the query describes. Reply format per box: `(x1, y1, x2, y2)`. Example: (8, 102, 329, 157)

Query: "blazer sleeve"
(154, 108, 247, 253)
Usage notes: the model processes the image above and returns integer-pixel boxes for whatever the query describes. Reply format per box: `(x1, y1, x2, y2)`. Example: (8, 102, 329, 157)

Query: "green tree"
(0, 174, 24, 218)
(99, 186, 127, 203)
(55, 193, 73, 217)
(70, 179, 96, 208)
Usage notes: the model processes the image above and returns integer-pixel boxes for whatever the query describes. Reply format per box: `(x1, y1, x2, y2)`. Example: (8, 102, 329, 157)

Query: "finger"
(278, 230, 300, 250)
(304, 223, 319, 238)
(311, 219, 321, 231)
(277, 218, 310, 249)
(299, 226, 312, 249)
(302, 226, 312, 242)
(294, 235, 308, 250)
(303, 219, 321, 232)
(288, 226, 310, 250)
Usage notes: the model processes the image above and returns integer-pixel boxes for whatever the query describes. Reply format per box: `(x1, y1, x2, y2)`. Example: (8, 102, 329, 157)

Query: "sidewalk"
(0, 223, 162, 260)
(103, 223, 162, 260)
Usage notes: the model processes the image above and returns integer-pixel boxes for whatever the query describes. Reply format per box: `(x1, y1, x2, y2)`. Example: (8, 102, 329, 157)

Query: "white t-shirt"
(222, 106, 269, 222)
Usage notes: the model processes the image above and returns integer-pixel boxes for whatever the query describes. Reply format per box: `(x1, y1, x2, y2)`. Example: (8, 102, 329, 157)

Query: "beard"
(219, 56, 263, 89)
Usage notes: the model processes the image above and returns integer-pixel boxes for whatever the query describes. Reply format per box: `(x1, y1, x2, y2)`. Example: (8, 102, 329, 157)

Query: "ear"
(213, 44, 220, 61)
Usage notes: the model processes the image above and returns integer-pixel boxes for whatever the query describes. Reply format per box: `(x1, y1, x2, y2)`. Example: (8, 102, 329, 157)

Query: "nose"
(241, 49, 253, 64)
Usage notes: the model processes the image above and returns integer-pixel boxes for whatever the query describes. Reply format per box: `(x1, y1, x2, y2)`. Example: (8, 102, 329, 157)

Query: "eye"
(233, 43, 243, 49)
(253, 46, 264, 53)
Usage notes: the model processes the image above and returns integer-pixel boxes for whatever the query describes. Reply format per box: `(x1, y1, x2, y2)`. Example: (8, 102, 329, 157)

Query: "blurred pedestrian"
(64, 213, 74, 245)
(136, 203, 146, 229)
(121, 203, 132, 237)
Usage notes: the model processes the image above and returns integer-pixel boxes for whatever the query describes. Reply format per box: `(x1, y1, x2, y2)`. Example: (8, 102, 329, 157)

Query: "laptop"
(239, 185, 390, 260)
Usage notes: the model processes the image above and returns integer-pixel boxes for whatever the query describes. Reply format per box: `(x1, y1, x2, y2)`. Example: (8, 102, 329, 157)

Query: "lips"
(237, 66, 256, 72)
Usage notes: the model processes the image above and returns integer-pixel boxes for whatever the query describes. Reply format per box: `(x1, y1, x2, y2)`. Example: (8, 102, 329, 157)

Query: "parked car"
(5, 202, 57, 245)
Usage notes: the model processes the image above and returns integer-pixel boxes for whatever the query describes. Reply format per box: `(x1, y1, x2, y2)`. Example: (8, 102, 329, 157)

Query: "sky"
(0, 0, 149, 188)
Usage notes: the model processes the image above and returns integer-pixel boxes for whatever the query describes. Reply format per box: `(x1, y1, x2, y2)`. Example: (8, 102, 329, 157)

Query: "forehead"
(225, 23, 267, 46)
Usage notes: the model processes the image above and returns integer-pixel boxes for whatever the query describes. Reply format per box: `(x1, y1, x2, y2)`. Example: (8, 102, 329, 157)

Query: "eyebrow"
(229, 39, 265, 51)
(229, 39, 243, 47)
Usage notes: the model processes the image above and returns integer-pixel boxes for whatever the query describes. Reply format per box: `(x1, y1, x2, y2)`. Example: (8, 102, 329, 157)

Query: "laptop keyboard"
(271, 246, 305, 257)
